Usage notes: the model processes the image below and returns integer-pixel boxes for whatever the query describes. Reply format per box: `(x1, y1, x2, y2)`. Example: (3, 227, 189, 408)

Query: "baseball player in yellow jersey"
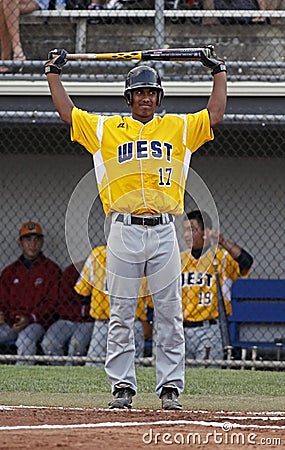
(45, 47, 227, 410)
(74, 245, 151, 365)
(181, 210, 253, 361)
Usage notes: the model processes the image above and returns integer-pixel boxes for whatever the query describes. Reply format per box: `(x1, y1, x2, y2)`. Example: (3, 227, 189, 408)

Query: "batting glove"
(201, 45, 227, 76)
(45, 48, 67, 75)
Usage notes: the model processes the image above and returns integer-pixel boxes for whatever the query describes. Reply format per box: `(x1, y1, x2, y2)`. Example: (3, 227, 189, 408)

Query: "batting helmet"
(124, 65, 164, 106)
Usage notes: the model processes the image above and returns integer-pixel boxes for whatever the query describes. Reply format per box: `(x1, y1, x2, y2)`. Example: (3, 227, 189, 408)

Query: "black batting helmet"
(124, 65, 164, 106)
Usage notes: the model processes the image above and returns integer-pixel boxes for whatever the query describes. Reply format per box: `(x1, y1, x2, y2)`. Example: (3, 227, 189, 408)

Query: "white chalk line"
(0, 405, 86, 411)
(0, 406, 284, 432)
(0, 420, 284, 432)
(0, 420, 285, 431)
(219, 415, 285, 421)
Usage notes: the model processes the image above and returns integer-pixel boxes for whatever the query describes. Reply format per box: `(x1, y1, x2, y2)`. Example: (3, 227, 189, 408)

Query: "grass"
(0, 365, 284, 411)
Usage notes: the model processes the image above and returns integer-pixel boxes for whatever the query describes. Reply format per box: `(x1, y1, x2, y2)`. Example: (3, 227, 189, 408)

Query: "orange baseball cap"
(19, 221, 44, 238)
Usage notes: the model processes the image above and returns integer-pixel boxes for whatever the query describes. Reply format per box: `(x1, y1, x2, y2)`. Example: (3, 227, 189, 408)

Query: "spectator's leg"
(0, 0, 12, 63)
(257, 0, 267, 10)
(202, 0, 218, 25)
(0, 323, 17, 342)
(280, 0, 285, 23)
(41, 320, 75, 365)
(134, 319, 144, 358)
(183, 327, 197, 361)
(68, 322, 94, 359)
(195, 322, 223, 361)
(268, 0, 284, 24)
(3, 0, 24, 60)
(3, 0, 39, 61)
(15, 323, 45, 365)
(252, 0, 267, 23)
(86, 320, 109, 366)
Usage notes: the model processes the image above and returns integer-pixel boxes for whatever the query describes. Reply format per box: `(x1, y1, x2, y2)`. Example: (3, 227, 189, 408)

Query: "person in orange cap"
(0, 221, 62, 364)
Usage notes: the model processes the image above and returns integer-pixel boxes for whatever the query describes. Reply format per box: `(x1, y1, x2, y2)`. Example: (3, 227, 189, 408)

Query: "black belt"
(116, 214, 173, 227)
(183, 319, 217, 328)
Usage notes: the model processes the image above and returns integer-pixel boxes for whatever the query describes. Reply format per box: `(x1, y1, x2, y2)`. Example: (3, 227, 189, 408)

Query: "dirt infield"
(0, 406, 284, 449)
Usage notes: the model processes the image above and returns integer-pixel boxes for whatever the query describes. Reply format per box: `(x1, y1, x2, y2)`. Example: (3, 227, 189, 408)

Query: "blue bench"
(229, 279, 285, 358)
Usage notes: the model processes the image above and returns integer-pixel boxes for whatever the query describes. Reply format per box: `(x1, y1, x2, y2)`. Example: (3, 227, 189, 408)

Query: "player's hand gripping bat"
(209, 234, 231, 351)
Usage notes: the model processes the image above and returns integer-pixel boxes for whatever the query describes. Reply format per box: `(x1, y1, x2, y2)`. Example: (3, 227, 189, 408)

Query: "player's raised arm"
(200, 48, 227, 128)
(44, 49, 74, 126)
(207, 72, 227, 128)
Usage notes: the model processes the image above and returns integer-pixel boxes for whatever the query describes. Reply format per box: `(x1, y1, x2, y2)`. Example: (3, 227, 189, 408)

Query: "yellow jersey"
(180, 247, 249, 322)
(71, 108, 213, 216)
(75, 245, 150, 321)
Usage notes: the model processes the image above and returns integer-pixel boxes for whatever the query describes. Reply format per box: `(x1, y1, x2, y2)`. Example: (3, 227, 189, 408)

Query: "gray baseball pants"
(105, 213, 185, 397)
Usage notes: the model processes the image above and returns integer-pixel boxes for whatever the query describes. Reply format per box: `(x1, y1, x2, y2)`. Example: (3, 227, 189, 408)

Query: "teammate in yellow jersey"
(74, 245, 152, 365)
(181, 210, 253, 361)
(45, 47, 227, 410)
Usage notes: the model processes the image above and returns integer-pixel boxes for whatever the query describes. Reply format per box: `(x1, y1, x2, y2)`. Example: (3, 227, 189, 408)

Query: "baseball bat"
(209, 235, 231, 351)
(55, 46, 213, 61)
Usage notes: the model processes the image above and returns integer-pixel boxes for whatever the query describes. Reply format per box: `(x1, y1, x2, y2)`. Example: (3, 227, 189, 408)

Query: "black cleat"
(108, 387, 134, 409)
(160, 387, 182, 410)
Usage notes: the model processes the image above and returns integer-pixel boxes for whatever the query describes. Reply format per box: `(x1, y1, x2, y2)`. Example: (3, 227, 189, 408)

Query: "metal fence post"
(155, 0, 165, 50)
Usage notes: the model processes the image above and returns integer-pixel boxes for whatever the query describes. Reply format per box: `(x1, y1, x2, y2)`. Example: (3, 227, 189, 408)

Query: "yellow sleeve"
(186, 109, 214, 154)
(71, 107, 101, 155)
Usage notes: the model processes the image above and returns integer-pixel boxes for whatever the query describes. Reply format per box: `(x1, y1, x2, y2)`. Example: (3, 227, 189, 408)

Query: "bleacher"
(13, 8, 285, 81)
(229, 279, 285, 362)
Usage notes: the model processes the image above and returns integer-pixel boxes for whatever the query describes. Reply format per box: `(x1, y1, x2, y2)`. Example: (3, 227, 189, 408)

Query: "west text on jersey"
(118, 140, 173, 164)
(182, 271, 213, 288)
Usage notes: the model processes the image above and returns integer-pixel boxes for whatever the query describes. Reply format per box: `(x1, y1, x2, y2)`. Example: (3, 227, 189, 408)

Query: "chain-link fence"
(0, 3, 284, 368)
(0, 1, 284, 79)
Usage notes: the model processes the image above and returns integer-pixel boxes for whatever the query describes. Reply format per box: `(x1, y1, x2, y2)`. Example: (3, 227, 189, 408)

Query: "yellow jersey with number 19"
(180, 247, 247, 321)
(71, 107, 213, 216)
